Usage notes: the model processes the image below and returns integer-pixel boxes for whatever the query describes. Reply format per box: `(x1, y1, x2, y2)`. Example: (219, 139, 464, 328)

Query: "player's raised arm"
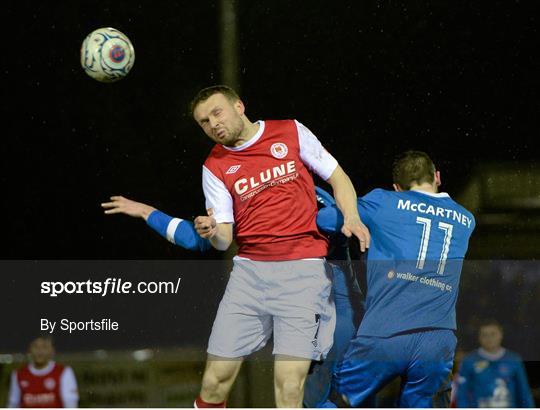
(101, 196, 211, 252)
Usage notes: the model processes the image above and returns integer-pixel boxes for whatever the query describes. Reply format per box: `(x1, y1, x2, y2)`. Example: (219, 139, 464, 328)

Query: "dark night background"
(1, 0, 539, 401)
(3, 0, 538, 259)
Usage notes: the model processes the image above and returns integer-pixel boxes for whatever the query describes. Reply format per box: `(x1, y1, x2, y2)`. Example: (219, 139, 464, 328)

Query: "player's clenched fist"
(194, 209, 217, 239)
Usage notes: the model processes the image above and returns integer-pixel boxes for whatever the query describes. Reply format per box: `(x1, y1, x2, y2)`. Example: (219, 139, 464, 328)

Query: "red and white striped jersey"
(203, 119, 338, 260)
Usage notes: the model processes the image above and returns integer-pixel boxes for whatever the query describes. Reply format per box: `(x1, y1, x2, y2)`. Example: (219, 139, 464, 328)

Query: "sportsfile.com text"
(41, 277, 182, 297)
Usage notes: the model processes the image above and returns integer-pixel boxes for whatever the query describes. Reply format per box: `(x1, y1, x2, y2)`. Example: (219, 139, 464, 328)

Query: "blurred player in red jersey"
(191, 85, 369, 407)
(7, 336, 78, 408)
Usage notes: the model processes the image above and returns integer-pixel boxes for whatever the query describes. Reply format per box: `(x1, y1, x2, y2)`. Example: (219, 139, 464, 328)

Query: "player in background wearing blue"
(101, 187, 364, 408)
(317, 150, 476, 407)
(456, 319, 534, 408)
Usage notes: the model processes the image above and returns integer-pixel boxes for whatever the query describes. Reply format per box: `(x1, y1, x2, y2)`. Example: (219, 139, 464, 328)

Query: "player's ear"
(434, 171, 441, 187)
(392, 183, 403, 192)
(234, 99, 245, 116)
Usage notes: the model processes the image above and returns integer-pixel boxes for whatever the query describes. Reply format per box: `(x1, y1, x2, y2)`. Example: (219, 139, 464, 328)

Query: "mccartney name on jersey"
(397, 198, 473, 228)
(40, 318, 119, 334)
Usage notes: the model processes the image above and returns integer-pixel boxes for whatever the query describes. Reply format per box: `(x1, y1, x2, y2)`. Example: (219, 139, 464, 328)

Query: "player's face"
(479, 325, 503, 352)
(193, 93, 245, 147)
(29, 338, 54, 368)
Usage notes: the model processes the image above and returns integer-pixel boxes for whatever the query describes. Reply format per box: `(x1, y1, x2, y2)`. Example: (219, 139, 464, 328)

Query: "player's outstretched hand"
(194, 208, 217, 239)
(341, 216, 371, 252)
(101, 196, 156, 221)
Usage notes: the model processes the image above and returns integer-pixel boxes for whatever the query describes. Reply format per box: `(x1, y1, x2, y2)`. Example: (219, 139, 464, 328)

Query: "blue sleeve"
(456, 359, 475, 408)
(316, 188, 384, 234)
(315, 186, 336, 207)
(357, 189, 384, 228)
(314, 186, 340, 234)
(146, 210, 211, 253)
(316, 205, 343, 233)
(514, 358, 534, 408)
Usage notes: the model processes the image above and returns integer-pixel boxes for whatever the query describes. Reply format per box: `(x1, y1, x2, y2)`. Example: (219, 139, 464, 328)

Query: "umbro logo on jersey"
(226, 165, 241, 174)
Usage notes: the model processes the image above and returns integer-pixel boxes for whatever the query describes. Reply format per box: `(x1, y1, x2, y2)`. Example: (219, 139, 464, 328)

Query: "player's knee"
(201, 372, 221, 396)
(201, 369, 231, 396)
(276, 378, 303, 405)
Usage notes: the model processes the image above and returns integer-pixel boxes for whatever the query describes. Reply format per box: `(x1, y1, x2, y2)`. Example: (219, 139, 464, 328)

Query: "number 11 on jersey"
(416, 217, 454, 275)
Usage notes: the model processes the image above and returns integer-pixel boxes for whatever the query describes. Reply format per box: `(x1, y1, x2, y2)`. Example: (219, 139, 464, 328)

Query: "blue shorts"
(335, 328, 456, 408)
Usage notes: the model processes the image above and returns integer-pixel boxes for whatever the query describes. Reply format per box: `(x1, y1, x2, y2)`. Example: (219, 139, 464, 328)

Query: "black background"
(3, 1, 538, 259)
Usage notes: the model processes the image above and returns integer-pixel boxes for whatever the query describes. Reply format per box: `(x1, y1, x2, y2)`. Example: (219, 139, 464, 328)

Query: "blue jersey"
(318, 188, 475, 336)
(457, 349, 534, 408)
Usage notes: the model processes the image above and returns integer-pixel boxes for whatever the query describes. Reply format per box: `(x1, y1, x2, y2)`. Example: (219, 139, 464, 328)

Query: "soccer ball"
(80, 27, 135, 82)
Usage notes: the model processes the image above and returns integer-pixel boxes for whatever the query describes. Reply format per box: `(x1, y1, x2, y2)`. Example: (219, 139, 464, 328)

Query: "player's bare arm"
(194, 209, 233, 250)
(326, 165, 371, 252)
(101, 196, 156, 221)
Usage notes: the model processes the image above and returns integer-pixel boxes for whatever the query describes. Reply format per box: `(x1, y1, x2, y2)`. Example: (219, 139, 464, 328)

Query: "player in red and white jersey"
(203, 119, 329, 260)
(191, 85, 370, 407)
(7, 336, 78, 408)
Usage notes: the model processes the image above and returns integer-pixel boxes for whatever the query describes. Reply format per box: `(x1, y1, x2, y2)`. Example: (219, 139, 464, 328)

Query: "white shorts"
(207, 258, 335, 360)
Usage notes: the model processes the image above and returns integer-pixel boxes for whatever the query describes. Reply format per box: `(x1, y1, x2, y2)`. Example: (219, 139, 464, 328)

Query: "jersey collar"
(409, 189, 450, 198)
(478, 347, 506, 361)
(29, 361, 55, 376)
(223, 121, 265, 151)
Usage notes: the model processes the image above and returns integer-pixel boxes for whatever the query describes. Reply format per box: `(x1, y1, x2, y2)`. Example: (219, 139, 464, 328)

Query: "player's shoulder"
(54, 362, 66, 371)
(262, 119, 296, 129)
(502, 349, 524, 362)
(14, 364, 31, 375)
(409, 190, 475, 220)
(447, 197, 476, 228)
(265, 119, 295, 125)
(205, 144, 227, 161)
(445, 196, 474, 217)
(264, 119, 298, 136)
(203, 145, 230, 175)
(361, 188, 392, 201)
